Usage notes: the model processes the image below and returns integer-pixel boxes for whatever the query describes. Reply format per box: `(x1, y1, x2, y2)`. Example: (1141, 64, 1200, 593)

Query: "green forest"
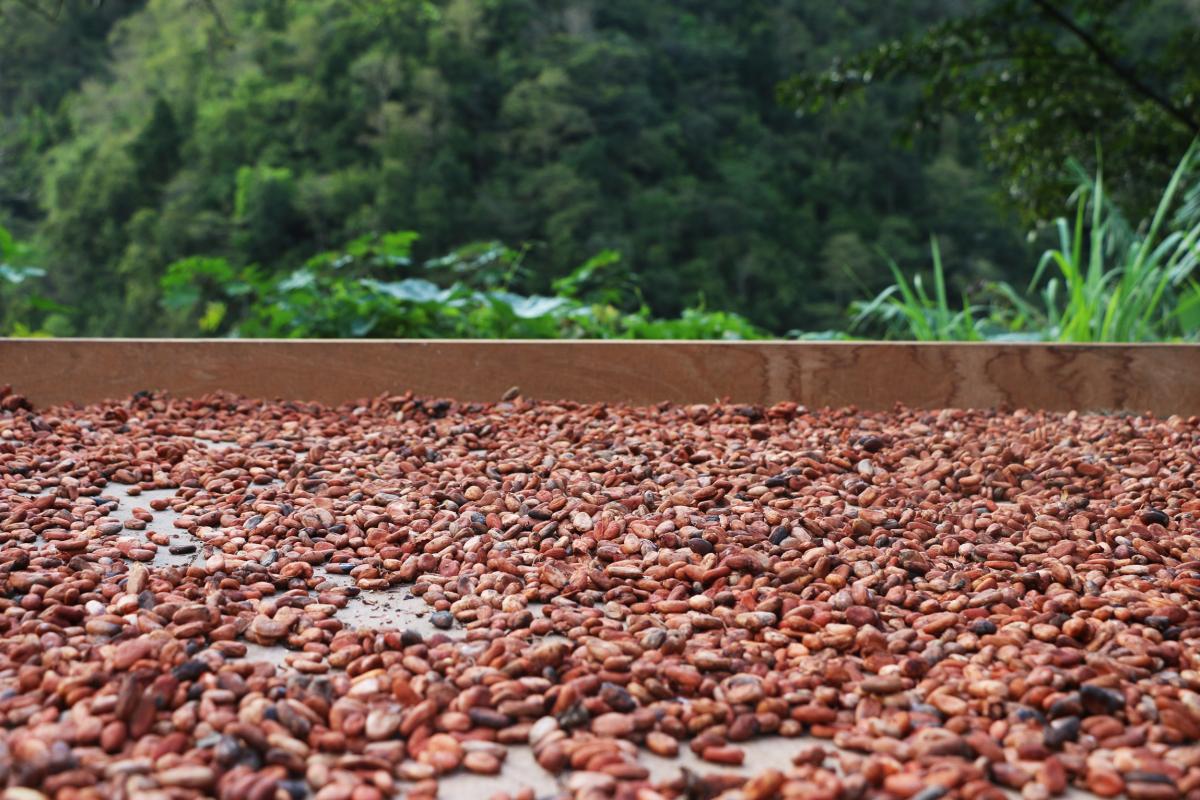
(2, 0, 1199, 340)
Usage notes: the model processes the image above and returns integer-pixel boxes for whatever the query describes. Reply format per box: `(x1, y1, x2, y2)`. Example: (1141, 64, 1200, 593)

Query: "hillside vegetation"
(3, 0, 1197, 341)
(1, 0, 1024, 336)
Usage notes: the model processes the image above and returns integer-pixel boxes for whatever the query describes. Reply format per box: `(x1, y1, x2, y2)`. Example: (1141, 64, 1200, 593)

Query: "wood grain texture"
(1, 339, 1196, 414)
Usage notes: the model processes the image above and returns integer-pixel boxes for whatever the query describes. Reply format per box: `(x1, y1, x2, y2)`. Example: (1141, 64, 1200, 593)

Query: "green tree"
(780, 0, 1200, 220)
(128, 96, 182, 190)
(8, 0, 1029, 334)
(234, 164, 305, 265)
(0, 0, 141, 227)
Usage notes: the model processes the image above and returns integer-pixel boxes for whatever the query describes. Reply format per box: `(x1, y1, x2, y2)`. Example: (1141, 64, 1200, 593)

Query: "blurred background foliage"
(1, 0, 1198, 340)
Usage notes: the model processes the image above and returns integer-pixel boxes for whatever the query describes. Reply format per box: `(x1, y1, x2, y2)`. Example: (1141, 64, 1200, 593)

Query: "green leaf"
(198, 301, 227, 332)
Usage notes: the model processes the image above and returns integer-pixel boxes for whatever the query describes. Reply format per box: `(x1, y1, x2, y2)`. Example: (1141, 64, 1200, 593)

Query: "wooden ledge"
(1, 339, 1196, 415)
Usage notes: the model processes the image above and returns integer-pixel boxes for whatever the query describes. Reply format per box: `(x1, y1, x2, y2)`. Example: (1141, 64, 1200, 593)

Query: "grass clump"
(854, 146, 1200, 342)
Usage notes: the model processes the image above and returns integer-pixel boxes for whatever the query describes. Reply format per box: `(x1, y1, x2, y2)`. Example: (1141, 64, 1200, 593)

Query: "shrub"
(159, 233, 767, 340)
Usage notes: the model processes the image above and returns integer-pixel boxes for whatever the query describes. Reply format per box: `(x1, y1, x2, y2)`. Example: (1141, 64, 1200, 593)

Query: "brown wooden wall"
(1, 339, 1197, 414)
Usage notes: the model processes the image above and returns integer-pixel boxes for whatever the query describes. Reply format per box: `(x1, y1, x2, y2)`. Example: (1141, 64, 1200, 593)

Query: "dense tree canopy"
(0, 0, 1031, 336)
(782, 0, 1200, 219)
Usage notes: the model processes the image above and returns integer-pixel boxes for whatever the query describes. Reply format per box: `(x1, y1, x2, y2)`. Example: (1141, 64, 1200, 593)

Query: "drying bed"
(0, 386, 1198, 800)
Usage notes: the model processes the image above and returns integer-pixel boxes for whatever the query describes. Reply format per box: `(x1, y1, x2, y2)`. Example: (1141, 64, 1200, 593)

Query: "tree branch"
(1030, 0, 1199, 132)
(197, 0, 233, 41)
